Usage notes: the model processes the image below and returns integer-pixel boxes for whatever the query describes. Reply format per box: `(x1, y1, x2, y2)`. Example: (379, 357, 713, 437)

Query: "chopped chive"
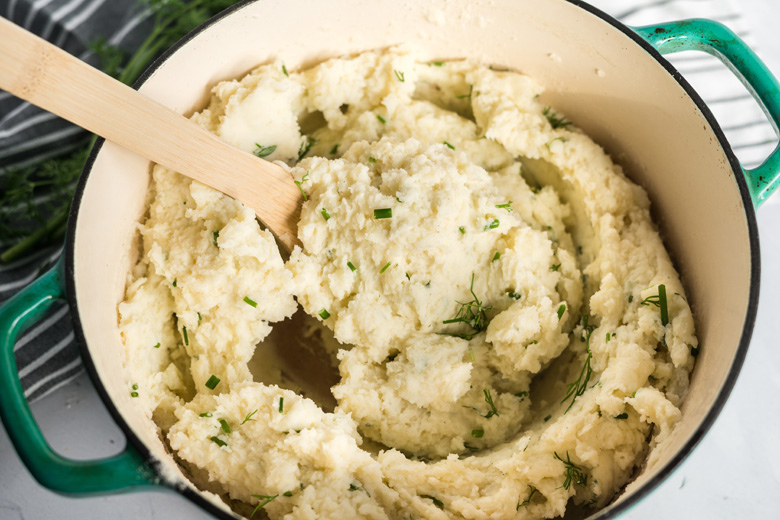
(471, 429, 484, 438)
(205, 375, 221, 390)
(282, 64, 288, 77)
(557, 304, 566, 321)
(659, 284, 668, 326)
(210, 436, 226, 447)
(606, 332, 611, 343)
(484, 218, 500, 231)
(515, 391, 529, 399)
(241, 410, 258, 424)
(347, 261, 357, 272)
(507, 291, 522, 300)
(431, 61, 445, 66)
(329, 144, 339, 155)
(459, 226, 466, 235)
(368, 156, 376, 163)
(628, 294, 634, 303)
(279, 397, 284, 413)
(199, 412, 213, 418)
(380, 262, 392, 274)
(153, 342, 161, 349)
(319, 309, 331, 320)
(376, 114, 387, 125)
(197, 312, 202, 325)
(294, 172, 310, 201)
(283, 491, 293, 497)
(212, 230, 219, 247)
(219, 419, 231, 433)
(321, 208, 331, 221)
(253, 144, 277, 158)
(492, 252, 500, 262)
(182, 326, 189, 346)
(244, 296, 258, 308)
(443, 141, 455, 150)
(615, 413, 628, 420)
(130, 391, 139, 398)
(394, 69, 405, 82)
(132, 384, 138, 390)
(172, 279, 177, 287)
(495, 201, 513, 212)
(551, 264, 561, 271)
(373, 208, 392, 219)
(544, 414, 552, 422)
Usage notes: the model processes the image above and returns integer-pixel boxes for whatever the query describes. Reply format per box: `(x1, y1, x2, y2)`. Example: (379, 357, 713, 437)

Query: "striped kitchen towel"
(0, 0, 777, 402)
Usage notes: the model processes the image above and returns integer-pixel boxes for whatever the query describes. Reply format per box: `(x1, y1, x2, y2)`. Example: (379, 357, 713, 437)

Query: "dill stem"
(0, 205, 69, 264)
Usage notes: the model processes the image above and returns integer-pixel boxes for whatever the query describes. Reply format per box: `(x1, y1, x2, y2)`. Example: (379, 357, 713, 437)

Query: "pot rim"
(64, 0, 761, 518)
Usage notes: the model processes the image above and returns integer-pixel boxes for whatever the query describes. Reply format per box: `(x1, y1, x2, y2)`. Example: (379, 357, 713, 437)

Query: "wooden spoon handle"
(0, 17, 301, 251)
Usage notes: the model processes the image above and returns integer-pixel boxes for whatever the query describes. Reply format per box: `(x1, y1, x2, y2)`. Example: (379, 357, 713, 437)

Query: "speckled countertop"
(1, 1, 779, 518)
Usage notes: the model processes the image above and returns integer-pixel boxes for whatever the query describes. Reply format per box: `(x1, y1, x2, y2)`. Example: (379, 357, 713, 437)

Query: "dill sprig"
(543, 106, 572, 130)
(250, 494, 278, 517)
(441, 274, 492, 340)
(464, 388, 500, 419)
(561, 315, 596, 413)
(0, 0, 238, 263)
(554, 451, 587, 490)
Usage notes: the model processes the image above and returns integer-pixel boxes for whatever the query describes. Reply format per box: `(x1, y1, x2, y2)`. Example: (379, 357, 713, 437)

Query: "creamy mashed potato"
(119, 47, 697, 519)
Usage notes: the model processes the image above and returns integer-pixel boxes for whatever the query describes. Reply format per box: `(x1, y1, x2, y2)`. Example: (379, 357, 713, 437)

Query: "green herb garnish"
(205, 375, 221, 390)
(380, 262, 392, 274)
(298, 135, 315, 161)
(319, 309, 331, 320)
(551, 264, 561, 271)
(321, 208, 331, 221)
(172, 279, 177, 287)
(484, 218, 500, 231)
(282, 64, 288, 77)
(557, 304, 566, 321)
(459, 226, 466, 235)
(518, 485, 539, 509)
(421, 495, 444, 509)
(347, 261, 357, 272)
(182, 326, 189, 346)
(294, 172, 310, 201)
(368, 156, 376, 163)
(457, 84, 473, 100)
(394, 70, 405, 82)
(615, 412, 628, 420)
(244, 296, 258, 308)
(250, 494, 278, 517)
(210, 436, 227, 447)
(495, 201, 513, 212)
(219, 419, 231, 434)
(431, 61, 445, 66)
(376, 114, 387, 125)
(212, 230, 219, 247)
(561, 315, 595, 413)
(544, 414, 552, 422)
(507, 290, 522, 300)
(253, 144, 277, 158)
(543, 106, 572, 129)
(441, 273, 492, 340)
(492, 252, 500, 262)
(153, 342, 161, 349)
(329, 144, 339, 155)
(241, 410, 258, 424)
(373, 208, 392, 219)
(443, 141, 455, 150)
(641, 284, 669, 326)
(471, 429, 484, 438)
(554, 451, 587, 490)
(199, 412, 213, 418)
(278, 397, 284, 413)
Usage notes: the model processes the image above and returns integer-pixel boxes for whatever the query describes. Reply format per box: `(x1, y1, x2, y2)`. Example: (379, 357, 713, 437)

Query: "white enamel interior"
(71, 0, 755, 517)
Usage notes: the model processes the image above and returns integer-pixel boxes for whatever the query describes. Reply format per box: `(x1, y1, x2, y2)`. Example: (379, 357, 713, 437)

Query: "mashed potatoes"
(118, 47, 697, 519)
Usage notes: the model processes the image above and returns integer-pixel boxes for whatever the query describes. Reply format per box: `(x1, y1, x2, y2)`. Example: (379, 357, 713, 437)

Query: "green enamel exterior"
(0, 258, 158, 494)
(634, 19, 780, 208)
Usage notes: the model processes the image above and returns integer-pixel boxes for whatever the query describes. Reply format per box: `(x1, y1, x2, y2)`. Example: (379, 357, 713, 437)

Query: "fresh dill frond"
(441, 273, 492, 340)
(253, 144, 277, 158)
(543, 106, 572, 129)
(561, 315, 595, 413)
(554, 451, 587, 490)
(298, 135, 316, 161)
(294, 172, 310, 201)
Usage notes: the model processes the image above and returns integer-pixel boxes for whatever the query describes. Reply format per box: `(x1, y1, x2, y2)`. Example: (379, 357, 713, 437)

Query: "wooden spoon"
(0, 17, 302, 252)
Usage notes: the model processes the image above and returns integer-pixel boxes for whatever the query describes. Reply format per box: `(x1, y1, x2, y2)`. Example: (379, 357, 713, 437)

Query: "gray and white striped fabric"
(0, 0, 776, 403)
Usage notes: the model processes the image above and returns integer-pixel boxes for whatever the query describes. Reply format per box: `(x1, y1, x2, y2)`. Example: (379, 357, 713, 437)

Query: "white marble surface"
(1, 1, 779, 518)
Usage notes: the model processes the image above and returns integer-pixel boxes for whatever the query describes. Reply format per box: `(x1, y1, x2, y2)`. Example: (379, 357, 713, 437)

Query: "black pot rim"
(64, 0, 760, 518)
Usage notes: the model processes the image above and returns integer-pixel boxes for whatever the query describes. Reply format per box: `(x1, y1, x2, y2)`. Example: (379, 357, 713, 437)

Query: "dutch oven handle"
(634, 19, 780, 208)
(0, 258, 158, 494)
